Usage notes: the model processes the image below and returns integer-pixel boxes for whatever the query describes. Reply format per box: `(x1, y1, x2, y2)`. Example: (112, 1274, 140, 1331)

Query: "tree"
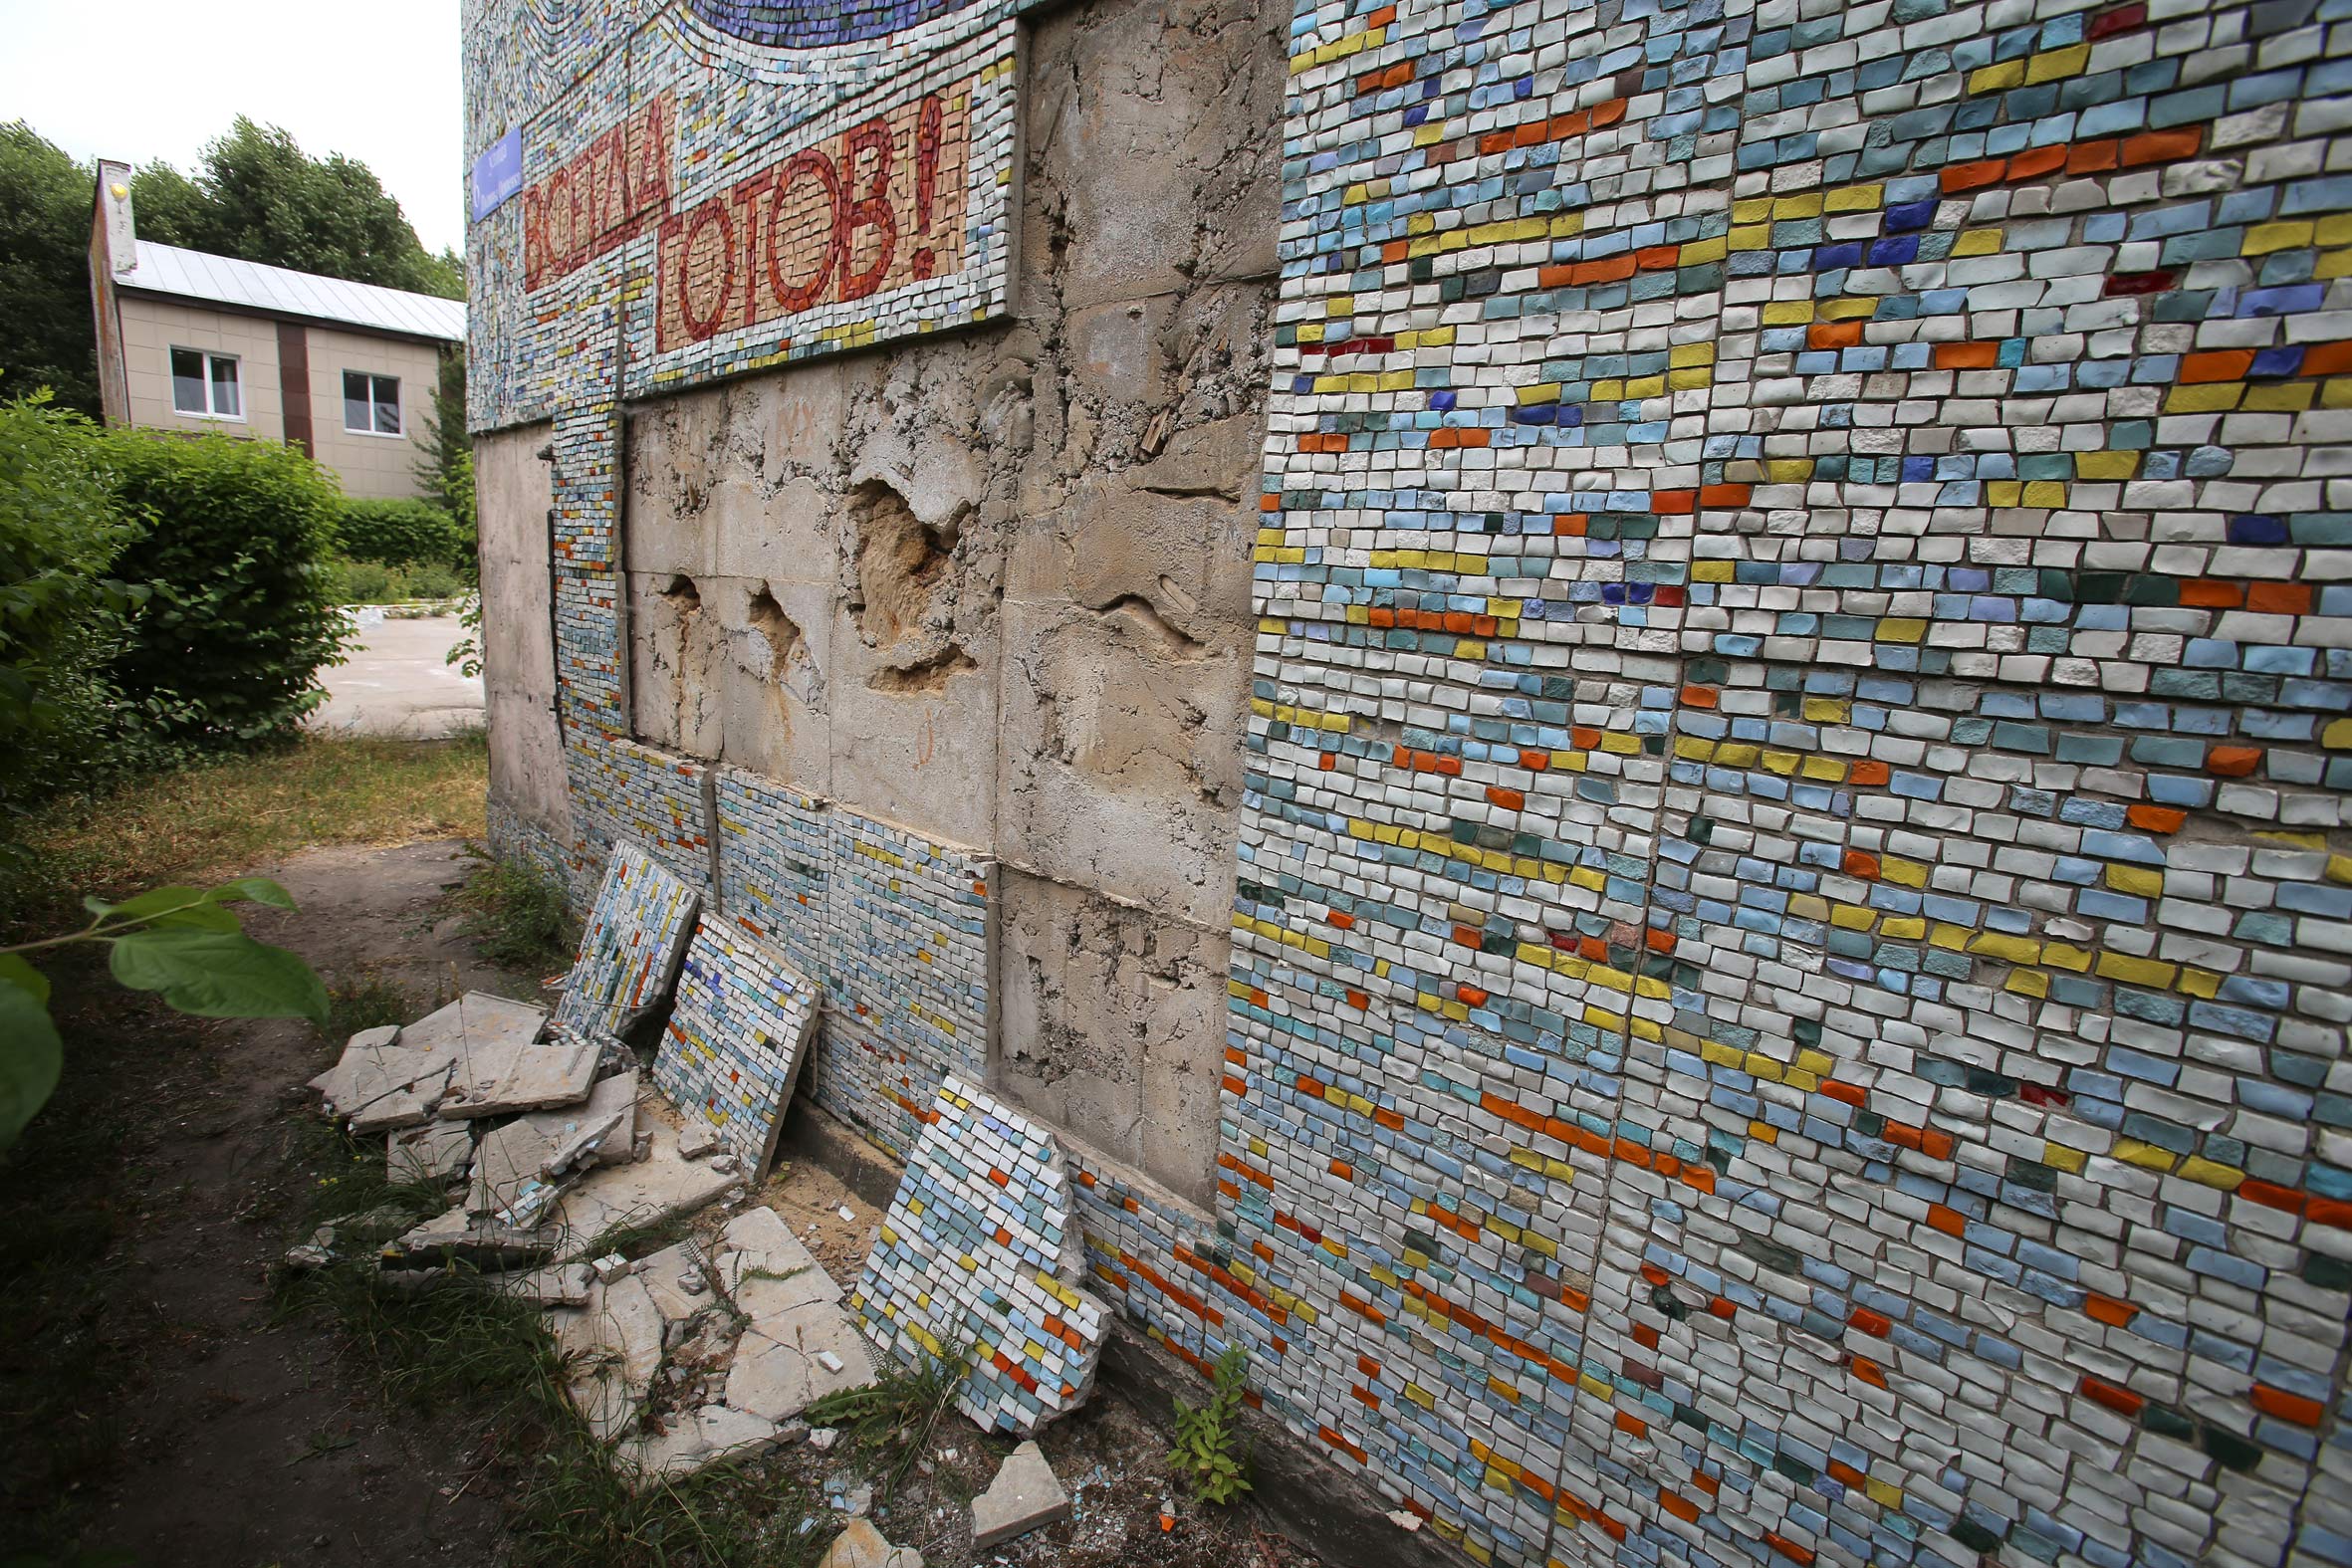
(412, 346, 475, 527)
(130, 118, 461, 301)
(0, 123, 102, 416)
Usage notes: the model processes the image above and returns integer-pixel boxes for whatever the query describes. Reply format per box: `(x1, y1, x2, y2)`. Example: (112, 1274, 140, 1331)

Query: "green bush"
(332, 557, 469, 606)
(105, 431, 353, 747)
(0, 397, 151, 812)
(334, 496, 472, 568)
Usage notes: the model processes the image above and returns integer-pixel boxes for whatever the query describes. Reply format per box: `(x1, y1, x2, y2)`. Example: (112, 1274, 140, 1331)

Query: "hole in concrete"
(660, 574, 702, 610)
(744, 585, 804, 676)
(848, 479, 959, 649)
(864, 643, 976, 694)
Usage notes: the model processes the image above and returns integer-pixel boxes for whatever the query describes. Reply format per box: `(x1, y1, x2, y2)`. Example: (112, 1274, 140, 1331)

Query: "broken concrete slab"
(495, 1261, 594, 1307)
(815, 1518, 925, 1568)
(715, 1205, 838, 1315)
(551, 1119, 742, 1256)
(440, 1027, 598, 1119)
(615, 1403, 786, 1488)
(554, 1272, 665, 1444)
(468, 1070, 643, 1220)
(724, 1298, 875, 1424)
(308, 1023, 400, 1104)
(970, 1440, 1070, 1550)
(348, 1064, 456, 1133)
(634, 1238, 713, 1324)
(392, 1205, 555, 1267)
(388, 1119, 474, 1185)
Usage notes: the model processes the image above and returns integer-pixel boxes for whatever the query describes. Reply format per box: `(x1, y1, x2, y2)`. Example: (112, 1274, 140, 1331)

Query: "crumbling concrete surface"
(594, 0, 1287, 1201)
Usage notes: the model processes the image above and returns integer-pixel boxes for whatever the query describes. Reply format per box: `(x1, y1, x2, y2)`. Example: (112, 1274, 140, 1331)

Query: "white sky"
(0, 0, 467, 256)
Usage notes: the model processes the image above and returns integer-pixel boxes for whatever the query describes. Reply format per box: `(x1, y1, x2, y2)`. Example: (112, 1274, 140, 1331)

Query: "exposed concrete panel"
(559, 0, 1291, 1200)
(997, 871, 1229, 1208)
(476, 423, 567, 837)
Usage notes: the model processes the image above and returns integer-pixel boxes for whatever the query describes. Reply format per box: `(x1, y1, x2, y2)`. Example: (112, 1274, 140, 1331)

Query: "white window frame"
(343, 370, 403, 437)
(169, 346, 243, 421)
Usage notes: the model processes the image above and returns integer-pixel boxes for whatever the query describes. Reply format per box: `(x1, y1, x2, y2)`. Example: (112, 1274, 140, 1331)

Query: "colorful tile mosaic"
(713, 764, 995, 1154)
(849, 1074, 1108, 1436)
(475, 0, 2352, 1562)
(554, 839, 702, 1042)
(1204, 0, 2352, 1564)
(464, 0, 1030, 435)
(573, 735, 714, 890)
(655, 914, 823, 1180)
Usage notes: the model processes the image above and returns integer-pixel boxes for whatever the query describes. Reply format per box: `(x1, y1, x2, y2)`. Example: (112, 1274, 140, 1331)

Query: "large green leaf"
(0, 974, 63, 1155)
(207, 876, 297, 910)
(0, 952, 52, 1006)
(108, 928, 330, 1027)
(84, 884, 210, 921)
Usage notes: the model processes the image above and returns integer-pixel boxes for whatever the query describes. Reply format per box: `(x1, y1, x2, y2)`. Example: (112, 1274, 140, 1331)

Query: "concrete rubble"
(970, 1440, 1071, 1550)
(815, 1518, 925, 1568)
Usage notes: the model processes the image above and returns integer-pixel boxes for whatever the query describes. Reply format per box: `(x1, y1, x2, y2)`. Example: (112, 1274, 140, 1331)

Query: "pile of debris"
(297, 837, 1106, 1552)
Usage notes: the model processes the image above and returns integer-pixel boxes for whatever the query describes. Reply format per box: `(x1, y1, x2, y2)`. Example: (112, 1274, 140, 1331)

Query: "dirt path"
(10, 838, 526, 1568)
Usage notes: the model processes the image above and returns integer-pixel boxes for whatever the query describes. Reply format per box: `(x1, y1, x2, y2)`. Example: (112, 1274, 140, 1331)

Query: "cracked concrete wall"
(614, 0, 1286, 1202)
(477, 423, 571, 846)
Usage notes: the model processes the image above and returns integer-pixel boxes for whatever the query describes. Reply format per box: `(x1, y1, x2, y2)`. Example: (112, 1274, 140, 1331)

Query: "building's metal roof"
(113, 242, 466, 342)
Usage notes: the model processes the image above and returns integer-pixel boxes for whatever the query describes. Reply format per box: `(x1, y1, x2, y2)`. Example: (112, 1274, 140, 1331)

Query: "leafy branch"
(0, 876, 330, 1153)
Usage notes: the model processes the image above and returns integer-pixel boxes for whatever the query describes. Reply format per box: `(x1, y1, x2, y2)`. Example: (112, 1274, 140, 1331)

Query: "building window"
(344, 371, 401, 436)
(170, 347, 241, 418)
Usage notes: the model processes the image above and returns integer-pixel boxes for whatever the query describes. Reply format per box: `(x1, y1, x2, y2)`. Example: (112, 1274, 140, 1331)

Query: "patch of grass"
(282, 1252, 829, 1568)
(803, 1344, 970, 1503)
(320, 972, 418, 1044)
(300, 1126, 456, 1235)
(576, 1209, 698, 1265)
(445, 844, 578, 974)
(0, 733, 489, 941)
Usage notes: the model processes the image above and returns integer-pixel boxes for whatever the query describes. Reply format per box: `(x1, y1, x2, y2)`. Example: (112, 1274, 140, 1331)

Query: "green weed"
(803, 1344, 970, 1504)
(320, 972, 417, 1044)
(1169, 1342, 1254, 1504)
(445, 844, 577, 974)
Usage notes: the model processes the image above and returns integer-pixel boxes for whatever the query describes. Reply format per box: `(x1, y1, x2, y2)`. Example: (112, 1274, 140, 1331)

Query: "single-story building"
(86, 159, 465, 502)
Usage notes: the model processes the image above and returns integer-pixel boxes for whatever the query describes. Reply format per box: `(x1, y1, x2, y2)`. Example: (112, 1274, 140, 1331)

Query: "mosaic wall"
(1203, 0, 2352, 1565)
(474, 0, 2352, 1561)
(714, 765, 997, 1155)
(463, 0, 1028, 434)
(553, 839, 702, 1041)
(656, 913, 823, 1179)
(850, 1073, 1109, 1435)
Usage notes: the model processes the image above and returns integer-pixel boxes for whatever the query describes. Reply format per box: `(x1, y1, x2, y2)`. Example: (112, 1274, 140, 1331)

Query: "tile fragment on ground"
(969, 1440, 1070, 1550)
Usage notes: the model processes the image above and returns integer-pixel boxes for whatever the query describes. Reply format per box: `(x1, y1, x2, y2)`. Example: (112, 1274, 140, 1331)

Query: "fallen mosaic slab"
(553, 839, 700, 1043)
(849, 1076, 1106, 1436)
(653, 916, 821, 1183)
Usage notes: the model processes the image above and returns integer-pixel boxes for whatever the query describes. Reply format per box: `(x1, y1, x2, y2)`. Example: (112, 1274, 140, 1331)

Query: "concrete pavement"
(306, 612, 486, 740)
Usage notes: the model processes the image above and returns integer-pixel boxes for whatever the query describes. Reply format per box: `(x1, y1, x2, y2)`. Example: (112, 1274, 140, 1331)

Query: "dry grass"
(2, 732, 488, 939)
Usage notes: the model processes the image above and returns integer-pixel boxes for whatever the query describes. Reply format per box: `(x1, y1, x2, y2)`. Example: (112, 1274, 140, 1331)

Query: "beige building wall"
(304, 327, 446, 501)
(118, 296, 284, 442)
